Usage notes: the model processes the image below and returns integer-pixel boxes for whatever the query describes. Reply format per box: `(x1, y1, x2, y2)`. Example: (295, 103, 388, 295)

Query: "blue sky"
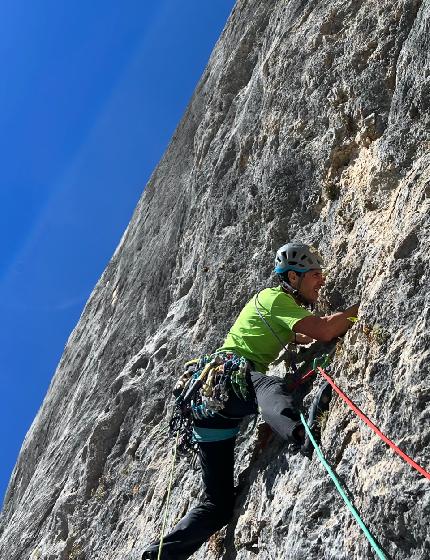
(0, 0, 235, 506)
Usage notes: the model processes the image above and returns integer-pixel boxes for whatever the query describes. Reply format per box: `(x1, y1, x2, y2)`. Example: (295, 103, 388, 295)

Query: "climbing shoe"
(300, 381, 332, 458)
(286, 423, 306, 455)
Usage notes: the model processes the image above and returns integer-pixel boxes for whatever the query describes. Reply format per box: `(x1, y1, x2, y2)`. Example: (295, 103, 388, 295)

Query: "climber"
(141, 242, 359, 560)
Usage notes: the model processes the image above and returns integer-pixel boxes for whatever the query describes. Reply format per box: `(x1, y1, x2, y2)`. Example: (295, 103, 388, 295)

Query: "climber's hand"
(295, 333, 314, 345)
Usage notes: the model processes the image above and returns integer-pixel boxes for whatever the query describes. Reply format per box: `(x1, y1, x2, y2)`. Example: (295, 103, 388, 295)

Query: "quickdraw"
(287, 352, 333, 391)
(169, 352, 252, 456)
(228, 356, 250, 400)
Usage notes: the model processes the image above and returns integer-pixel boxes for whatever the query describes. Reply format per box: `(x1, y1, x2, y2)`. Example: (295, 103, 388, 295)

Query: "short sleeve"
(271, 293, 313, 332)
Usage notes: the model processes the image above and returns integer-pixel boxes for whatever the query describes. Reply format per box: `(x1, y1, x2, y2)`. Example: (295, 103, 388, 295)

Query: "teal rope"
(300, 413, 386, 560)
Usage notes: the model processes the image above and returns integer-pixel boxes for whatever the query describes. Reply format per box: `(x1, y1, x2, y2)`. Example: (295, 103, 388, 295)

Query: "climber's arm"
(294, 304, 359, 342)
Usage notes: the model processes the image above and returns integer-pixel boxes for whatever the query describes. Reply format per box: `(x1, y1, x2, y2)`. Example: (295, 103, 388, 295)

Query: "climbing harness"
(169, 353, 253, 456)
(288, 353, 334, 391)
(157, 431, 180, 560)
(300, 413, 387, 560)
(316, 366, 430, 481)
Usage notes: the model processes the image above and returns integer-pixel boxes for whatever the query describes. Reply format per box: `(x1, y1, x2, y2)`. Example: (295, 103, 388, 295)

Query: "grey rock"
(1, 1, 429, 559)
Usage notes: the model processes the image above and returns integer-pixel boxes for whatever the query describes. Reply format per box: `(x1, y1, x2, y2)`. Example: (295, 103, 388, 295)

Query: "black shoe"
(300, 381, 332, 458)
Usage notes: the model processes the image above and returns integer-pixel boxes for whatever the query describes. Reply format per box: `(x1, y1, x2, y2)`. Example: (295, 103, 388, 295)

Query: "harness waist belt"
(193, 426, 240, 443)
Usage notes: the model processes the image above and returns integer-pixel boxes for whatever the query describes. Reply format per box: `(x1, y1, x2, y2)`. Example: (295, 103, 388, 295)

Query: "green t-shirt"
(217, 287, 312, 373)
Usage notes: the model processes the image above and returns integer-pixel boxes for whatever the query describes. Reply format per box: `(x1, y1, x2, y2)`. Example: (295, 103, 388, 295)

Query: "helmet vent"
(274, 243, 324, 274)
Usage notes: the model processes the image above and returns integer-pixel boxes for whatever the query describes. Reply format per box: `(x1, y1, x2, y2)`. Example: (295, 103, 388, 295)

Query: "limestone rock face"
(1, 1, 429, 559)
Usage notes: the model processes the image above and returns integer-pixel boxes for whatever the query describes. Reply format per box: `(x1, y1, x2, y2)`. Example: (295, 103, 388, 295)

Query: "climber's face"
(289, 269, 325, 304)
(300, 270, 325, 303)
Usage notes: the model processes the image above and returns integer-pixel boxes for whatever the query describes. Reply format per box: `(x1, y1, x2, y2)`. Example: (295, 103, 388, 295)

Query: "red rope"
(289, 368, 316, 391)
(317, 367, 430, 481)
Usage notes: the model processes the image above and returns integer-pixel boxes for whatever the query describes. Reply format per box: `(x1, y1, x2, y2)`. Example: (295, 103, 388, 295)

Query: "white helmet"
(274, 243, 324, 274)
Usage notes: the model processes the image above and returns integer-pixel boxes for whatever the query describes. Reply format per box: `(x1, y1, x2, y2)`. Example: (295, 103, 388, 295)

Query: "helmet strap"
(279, 273, 311, 308)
